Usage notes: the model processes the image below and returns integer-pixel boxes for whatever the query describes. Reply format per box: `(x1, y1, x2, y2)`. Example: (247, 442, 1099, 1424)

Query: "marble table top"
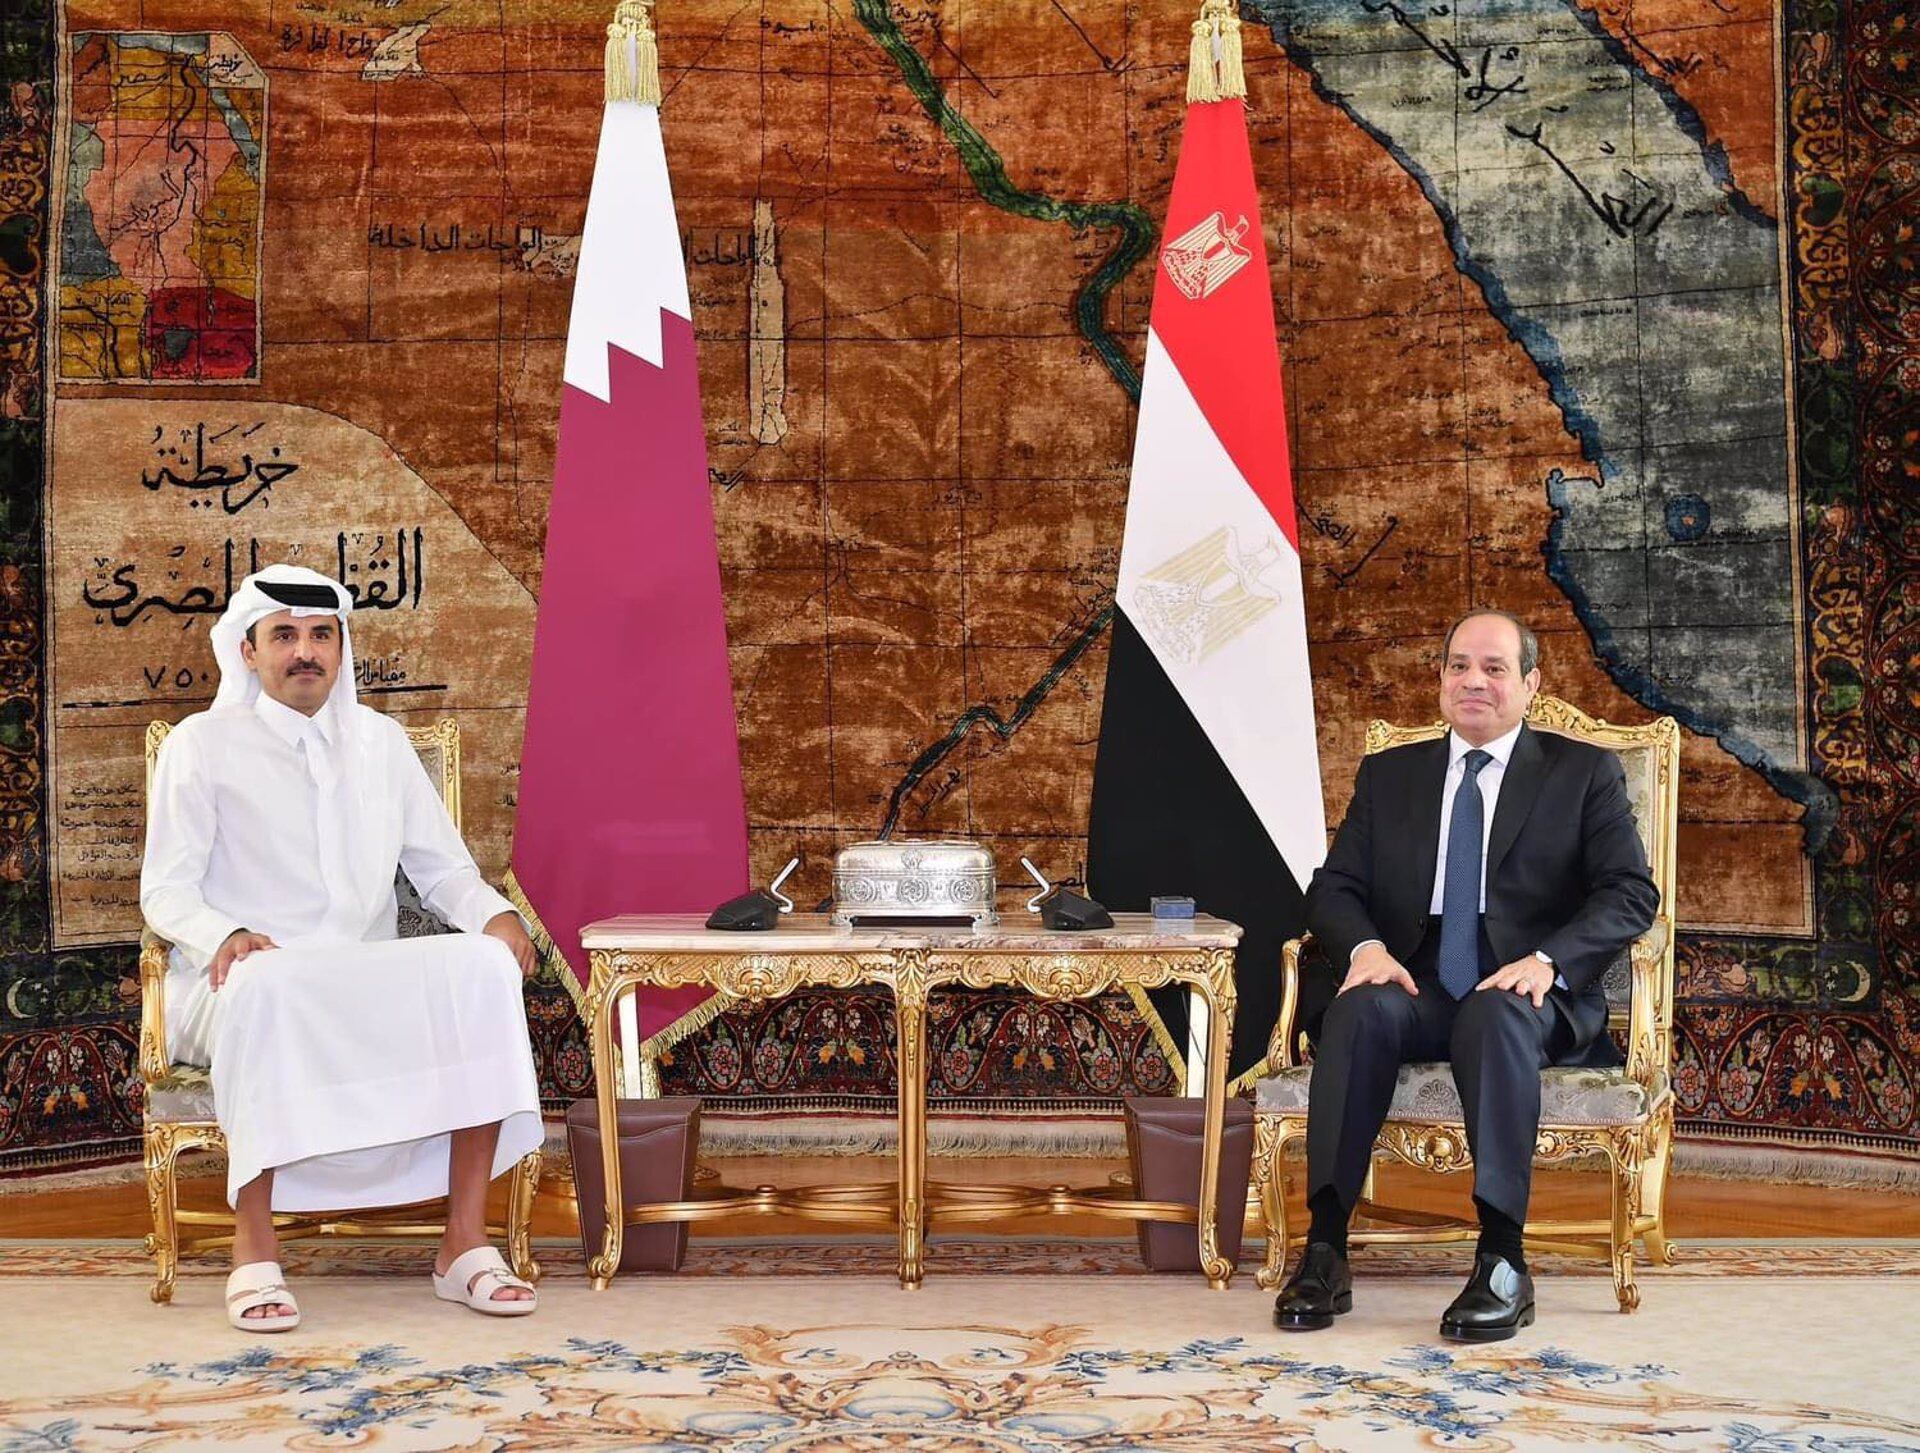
(579, 911, 1242, 953)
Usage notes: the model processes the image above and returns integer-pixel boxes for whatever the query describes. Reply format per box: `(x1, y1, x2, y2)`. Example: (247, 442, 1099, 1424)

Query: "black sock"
(1307, 1186, 1350, 1258)
(1474, 1198, 1527, 1272)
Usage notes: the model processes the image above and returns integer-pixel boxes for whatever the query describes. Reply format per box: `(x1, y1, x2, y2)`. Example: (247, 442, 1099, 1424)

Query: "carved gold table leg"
(1195, 969, 1234, 1290)
(893, 955, 930, 1290)
(588, 959, 626, 1290)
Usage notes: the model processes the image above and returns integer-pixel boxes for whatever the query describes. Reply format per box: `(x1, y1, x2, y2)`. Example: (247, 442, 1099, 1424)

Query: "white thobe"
(141, 694, 542, 1210)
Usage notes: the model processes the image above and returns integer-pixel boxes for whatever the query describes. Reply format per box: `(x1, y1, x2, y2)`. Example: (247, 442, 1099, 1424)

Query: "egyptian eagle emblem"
(1133, 527, 1286, 666)
(1160, 211, 1253, 301)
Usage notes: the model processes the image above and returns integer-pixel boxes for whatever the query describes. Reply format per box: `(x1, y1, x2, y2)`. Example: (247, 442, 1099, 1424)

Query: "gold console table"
(581, 912, 1242, 1290)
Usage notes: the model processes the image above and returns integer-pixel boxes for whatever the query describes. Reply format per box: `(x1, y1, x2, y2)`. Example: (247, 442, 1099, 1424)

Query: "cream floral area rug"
(2, 1239, 1917, 1451)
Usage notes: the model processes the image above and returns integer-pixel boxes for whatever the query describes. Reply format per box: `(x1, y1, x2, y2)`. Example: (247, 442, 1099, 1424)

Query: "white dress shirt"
(1428, 722, 1523, 913)
(142, 693, 515, 971)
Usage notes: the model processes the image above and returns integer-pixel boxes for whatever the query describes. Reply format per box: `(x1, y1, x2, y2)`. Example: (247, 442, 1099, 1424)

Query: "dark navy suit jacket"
(1304, 723, 1660, 1057)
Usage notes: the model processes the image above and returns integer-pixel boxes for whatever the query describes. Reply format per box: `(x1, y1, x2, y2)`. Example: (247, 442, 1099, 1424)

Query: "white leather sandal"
(432, 1245, 537, 1317)
(225, 1261, 300, 1332)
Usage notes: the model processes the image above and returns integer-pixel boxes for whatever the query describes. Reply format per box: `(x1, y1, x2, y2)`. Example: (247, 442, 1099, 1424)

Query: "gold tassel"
(604, 0, 662, 106)
(1187, 16, 1219, 104)
(502, 868, 586, 1022)
(1215, 4, 1247, 100)
(1186, 0, 1248, 105)
(629, 19, 660, 104)
(604, 28, 632, 101)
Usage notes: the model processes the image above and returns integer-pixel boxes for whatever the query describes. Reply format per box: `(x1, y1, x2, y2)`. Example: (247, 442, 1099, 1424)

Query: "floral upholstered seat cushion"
(1254, 1063, 1663, 1127)
(147, 1067, 216, 1124)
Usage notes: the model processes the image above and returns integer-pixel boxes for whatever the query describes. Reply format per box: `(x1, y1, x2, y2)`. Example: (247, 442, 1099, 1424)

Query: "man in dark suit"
(1274, 610, 1658, 1341)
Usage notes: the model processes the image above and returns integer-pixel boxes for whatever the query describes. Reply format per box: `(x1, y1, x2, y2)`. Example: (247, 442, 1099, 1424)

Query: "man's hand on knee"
(1339, 942, 1419, 997)
(1477, 956, 1553, 1008)
(211, 929, 278, 991)
(483, 911, 539, 979)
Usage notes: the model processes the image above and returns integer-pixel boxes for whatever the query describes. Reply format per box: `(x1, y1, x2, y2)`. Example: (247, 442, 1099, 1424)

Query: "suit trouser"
(1305, 979, 1572, 1225)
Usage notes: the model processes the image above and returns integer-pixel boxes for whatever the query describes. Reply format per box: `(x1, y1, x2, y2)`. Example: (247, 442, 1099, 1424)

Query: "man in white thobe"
(141, 564, 543, 1327)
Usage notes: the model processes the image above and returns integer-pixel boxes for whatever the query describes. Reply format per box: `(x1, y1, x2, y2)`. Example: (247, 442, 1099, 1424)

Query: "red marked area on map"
(146, 286, 257, 379)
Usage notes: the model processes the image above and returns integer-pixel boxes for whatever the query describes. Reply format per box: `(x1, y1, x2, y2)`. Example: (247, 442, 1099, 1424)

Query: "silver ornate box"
(832, 840, 997, 927)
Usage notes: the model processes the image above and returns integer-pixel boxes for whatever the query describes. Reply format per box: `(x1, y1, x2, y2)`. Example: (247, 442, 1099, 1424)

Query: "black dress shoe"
(1439, 1252, 1535, 1342)
(1273, 1241, 1352, 1331)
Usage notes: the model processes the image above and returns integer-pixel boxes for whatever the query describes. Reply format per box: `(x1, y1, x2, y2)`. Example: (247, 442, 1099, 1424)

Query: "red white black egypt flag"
(1089, 15, 1324, 1086)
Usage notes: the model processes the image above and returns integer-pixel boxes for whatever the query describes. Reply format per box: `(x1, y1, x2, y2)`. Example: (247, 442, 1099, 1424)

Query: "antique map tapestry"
(0, 0, 1913, 1176)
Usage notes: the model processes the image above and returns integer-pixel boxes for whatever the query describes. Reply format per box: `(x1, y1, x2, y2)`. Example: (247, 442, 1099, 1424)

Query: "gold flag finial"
(605, 0, 661, 105)
(1186, 0, 1247, 104)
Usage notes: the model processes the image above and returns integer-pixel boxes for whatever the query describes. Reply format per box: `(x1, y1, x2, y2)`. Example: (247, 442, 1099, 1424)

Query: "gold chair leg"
(507, 1149, 543, 1284)
(143, 1122, 184, 1305)
(1608, 1135, 1641, 1313)
(1640, 1105, 1677, 1266)
(1252, 1116, 1289, 1291)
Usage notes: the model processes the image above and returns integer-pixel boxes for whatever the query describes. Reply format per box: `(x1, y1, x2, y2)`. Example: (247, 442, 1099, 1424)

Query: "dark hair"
(1443, 609, 1539, 675)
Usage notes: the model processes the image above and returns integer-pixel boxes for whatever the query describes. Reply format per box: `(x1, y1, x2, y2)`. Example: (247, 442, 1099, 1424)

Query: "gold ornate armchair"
(139, 717, 542, 1303)
(1247, 696, 1679, 1311)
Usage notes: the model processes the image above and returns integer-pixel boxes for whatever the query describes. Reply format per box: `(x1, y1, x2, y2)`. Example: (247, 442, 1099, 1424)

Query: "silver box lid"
(832, 839, 996, 925)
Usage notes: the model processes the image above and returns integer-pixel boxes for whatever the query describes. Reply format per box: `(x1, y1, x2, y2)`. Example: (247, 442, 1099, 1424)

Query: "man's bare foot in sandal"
(229, 1171, 297, 1330)
(429, 1123, 534, 1313)
(227, 1263, 300, 1332)
(433, 1241, 536, 1316)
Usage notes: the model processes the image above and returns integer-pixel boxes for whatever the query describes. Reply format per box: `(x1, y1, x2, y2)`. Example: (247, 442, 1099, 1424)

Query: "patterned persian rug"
(3, 1241, 1917, 1450)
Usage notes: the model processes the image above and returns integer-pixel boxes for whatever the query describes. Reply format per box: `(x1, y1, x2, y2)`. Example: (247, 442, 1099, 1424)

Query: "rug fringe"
(0, 1124, 576, 1197)
(1674, 1138, 1920, 1191)
(0, 1154, 226, 1196)
(696, 1113, 1127, 1159)
(9, 1124, 1916, 1188)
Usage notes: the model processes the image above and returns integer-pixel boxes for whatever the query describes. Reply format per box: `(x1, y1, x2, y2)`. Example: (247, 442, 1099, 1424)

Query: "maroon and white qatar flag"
(509, 2, 749, 1057)
(1089, 7, 1324, 1086)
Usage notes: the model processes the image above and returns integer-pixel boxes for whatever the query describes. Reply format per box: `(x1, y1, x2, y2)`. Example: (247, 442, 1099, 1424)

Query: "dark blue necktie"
(1438, 749, 1493, 999)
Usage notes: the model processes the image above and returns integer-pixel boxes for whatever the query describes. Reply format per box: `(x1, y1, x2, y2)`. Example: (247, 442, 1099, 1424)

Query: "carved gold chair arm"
(138, 929, 174, 1087)
(1263, 933, 1312, 1074)
(1624, 913, 1673, 1087)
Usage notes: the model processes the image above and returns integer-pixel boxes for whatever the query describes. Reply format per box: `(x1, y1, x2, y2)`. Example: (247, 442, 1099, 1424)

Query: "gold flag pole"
(605, 0, 662, 105)
(1187, 0, 1248, 104)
